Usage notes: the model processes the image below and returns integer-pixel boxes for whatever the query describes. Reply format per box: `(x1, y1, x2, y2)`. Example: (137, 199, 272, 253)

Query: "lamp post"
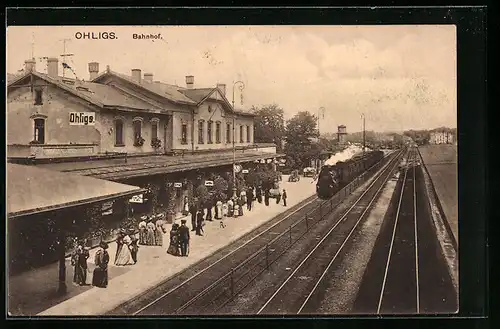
(232, 80, 245, 199)
(361, 113, 366, 155)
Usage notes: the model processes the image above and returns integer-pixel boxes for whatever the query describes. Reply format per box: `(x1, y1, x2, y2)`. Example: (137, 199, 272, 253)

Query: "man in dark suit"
(189, 200, 198, 232)
(178, 220, 190, 257)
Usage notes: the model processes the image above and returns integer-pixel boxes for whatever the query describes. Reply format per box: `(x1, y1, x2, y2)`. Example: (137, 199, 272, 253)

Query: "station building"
(7, 58, 283, 276)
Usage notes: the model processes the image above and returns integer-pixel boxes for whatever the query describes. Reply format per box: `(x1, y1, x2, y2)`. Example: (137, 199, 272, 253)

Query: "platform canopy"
(7, 164, 145, 219)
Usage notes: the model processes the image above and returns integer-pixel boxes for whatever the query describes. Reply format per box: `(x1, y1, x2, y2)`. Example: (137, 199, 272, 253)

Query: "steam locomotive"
(316, 150, 385, 199)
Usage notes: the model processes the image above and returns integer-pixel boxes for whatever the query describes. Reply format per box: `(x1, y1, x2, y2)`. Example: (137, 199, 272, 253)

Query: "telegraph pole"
(60, 38, 74, 78)
(361, 113, 366, 155)
(232, 80, 245, 199)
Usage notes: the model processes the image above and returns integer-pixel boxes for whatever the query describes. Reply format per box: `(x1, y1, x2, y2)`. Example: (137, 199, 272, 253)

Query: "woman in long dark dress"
(167, 224, 180, 256)
(71, 241, 89, 286)
(92, 241, 110, 288)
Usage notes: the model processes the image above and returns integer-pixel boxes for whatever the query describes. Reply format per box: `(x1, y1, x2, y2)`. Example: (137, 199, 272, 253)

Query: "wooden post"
(56, 212, 67, 295)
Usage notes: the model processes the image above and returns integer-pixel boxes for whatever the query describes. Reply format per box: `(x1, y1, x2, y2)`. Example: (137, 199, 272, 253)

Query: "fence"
(176, 151, 400, 314)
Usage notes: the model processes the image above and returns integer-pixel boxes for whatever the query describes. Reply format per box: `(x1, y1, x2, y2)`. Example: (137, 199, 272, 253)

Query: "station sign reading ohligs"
(69, 112, 96, 125)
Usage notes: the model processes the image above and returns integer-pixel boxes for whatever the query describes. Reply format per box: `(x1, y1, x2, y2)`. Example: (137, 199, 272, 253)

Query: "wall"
(98, 111, 168, 154)
(7, 81, 101, 147)
(170, 100, 255, 151)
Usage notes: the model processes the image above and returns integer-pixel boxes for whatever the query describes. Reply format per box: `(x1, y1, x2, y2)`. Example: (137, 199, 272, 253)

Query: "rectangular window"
(226, 123, 231, 143)
(151, 122, 158, 139)
(181, 123, 188, 144)
(33, 119, 45, 143)
(246, 125, 251, 143)
(115, 120, 124, 145)
(207, 121, 213, 144)
(240, 125, 244, 143)
(34, 90, 43, 105)
(216, 122, 221, 143)
(198, 120, 204, 144)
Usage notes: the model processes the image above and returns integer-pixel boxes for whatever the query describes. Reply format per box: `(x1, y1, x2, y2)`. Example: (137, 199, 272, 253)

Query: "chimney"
(186, 75, 194, 89)
(216, 83, 226, 96)
(131, 69, 142, 83)
(88, 62, 99, 80)
(47, 57, 59, 78)
(24, 59, 36, 72)
(143, 73, 153, 83)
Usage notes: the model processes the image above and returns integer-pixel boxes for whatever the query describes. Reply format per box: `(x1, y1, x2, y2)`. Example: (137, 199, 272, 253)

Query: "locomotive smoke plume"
(323, 144, 372, 167)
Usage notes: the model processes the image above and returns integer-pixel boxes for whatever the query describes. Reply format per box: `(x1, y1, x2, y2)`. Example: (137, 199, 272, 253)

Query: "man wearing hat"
(92, 241, 110, 288)
(178, 219, 190, 257)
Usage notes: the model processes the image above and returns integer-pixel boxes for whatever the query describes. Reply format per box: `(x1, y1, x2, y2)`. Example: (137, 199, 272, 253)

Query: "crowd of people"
(70, 183, 290, 289)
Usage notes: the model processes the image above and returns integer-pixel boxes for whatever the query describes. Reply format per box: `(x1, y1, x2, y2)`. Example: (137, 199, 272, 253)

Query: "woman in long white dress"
(215, 200, 223, 220)
(115, 234, 134, 266)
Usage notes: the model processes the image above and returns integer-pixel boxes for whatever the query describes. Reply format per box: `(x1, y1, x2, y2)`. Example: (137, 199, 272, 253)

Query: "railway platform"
(8, 175, 316, 316)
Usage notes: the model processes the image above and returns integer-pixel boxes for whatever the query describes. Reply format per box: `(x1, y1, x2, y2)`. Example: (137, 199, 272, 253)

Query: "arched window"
(198, 120, 205, 144)
(30, 113, 47, 144)
(226, 123, 231, 143)
(207, 120, 213, 144)
(216, 121, 221, 144)
(150, 118, 159, 140)
(115, 118, 125, 146)
(133, 117, 143, 140)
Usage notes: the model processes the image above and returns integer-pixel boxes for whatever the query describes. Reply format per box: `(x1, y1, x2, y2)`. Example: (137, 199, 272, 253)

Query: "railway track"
(110, 150, 402, 315)
(254, 148, 404, 315)
(353, 147, 457, 314)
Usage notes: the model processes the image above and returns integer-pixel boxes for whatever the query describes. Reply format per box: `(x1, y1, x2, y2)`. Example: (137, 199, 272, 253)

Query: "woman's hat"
(140, 215, 148, 220)
(119, 228, 126, 234)
(99, 241, 109, 249)
(181, 219, 187, 224)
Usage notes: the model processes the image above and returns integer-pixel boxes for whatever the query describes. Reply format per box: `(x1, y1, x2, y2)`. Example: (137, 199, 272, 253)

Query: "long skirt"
(73, 265, 87, 285)
(167, 240, 179, 256)
(238, 205, 244, 216)
(115, 246, 134, 266)
(139, 228, 147, 245)
(216, 205, 222, 219)
(155, 229, 163, 246)
(146, 229, 156, 245)
(92, 267, 108, 288)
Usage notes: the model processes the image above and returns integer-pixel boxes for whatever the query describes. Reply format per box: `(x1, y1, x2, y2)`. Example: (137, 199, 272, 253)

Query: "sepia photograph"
(7, 24, 459, 317)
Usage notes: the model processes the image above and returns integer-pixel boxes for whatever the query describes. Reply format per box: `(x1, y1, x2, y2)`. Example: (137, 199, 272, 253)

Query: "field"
(418, 144, 458, 243)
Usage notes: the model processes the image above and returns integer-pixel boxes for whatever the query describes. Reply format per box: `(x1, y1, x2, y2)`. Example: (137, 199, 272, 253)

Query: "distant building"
(429, 130, 454, 144)
(337, 125, 347, 145)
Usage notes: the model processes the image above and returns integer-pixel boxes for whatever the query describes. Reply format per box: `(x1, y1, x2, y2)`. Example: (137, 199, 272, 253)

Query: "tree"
(252, 104, 285, 152)
(284, 111, 319, 169)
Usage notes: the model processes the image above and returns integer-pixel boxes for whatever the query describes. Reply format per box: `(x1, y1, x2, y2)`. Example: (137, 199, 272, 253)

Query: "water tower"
(337, 125, 347, 145)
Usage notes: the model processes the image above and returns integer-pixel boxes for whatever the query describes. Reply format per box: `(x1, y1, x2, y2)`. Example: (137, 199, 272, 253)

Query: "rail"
(174, 149, 404, 314)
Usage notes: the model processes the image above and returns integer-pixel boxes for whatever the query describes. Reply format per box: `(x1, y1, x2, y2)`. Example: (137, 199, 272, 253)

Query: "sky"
(6, 25, 457, 133)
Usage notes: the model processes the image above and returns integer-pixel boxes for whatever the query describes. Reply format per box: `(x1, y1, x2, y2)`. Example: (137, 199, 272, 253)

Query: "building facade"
(7, 58, 282, 262)
(7, 59, 256, 159)
(429, 130, 454, 144)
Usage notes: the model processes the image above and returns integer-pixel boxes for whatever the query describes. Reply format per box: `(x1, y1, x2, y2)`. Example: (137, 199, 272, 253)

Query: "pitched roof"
(93, 70, 197, 105)
(7, 72, 161, 111)
(179, 88, 214, 103)
(7, 163, 144, 218)
(7, 73, 21, 84)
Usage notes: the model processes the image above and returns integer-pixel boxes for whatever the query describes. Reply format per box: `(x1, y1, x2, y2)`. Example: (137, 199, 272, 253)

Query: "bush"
(151, 137, 162, 149)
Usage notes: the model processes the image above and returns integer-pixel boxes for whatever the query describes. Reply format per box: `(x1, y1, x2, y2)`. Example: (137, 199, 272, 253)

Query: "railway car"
(316, 150, 384, 199)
